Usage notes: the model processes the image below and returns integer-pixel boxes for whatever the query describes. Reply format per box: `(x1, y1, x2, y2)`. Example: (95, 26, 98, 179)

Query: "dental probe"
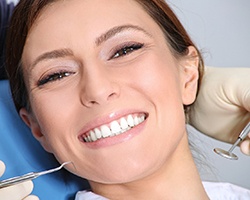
(0, 161, 71, 188)
(214, 122, 250, 160)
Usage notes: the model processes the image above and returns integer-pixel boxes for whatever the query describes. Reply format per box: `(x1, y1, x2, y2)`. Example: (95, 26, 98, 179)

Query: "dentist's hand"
(189, 66, 250, 155)
(0, 160, 39, 200)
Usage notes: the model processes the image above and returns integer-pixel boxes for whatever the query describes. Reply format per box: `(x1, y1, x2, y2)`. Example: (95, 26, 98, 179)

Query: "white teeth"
(139, 116, 144, 123)
(110, 121, 121, 135)
(90, 130, 97, 142)
(120, 117, 128, 130)
(100, 125, 111, 138)
(134, 116, 139, 125)
(87, 135, 91, 142)
(127, 115, 134, 127)
(94, 128, 102, 139)
(82, 114, 146, 143)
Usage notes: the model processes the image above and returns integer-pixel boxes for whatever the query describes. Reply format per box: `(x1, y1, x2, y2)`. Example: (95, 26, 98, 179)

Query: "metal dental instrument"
(0, 161, 71, 189)
(214, 122, 250, 160)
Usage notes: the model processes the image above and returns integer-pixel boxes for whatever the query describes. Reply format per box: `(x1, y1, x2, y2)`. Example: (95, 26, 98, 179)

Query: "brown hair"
(5, 0, 204, 116)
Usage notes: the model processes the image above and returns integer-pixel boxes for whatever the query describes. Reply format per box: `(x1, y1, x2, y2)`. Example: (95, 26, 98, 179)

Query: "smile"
(79, 113, 146, 143)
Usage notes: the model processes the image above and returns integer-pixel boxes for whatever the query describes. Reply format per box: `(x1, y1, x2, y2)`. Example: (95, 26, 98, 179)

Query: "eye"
(110, 43, 144, 59)
(38, 71, 76, 86)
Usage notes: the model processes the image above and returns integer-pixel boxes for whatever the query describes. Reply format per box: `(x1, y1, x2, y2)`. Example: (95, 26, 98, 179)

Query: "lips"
(79, 113, 147, 143)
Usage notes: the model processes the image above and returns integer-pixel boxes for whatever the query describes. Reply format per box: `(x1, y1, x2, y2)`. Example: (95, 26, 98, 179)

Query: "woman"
(4, 0, 250, 199)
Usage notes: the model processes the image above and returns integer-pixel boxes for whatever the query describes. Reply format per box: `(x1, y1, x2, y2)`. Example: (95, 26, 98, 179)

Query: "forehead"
(29, 0, 158, 36)
(23, 0, 165, 65)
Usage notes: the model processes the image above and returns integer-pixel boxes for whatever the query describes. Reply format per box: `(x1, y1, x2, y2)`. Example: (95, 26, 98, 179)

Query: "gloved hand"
(0, 160, 39, 200)
(189, 66, 250, 155)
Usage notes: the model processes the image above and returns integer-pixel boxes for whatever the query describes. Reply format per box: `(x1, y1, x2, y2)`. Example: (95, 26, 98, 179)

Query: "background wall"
(169, 0, 250, 68)
(168, 0, 250, 189)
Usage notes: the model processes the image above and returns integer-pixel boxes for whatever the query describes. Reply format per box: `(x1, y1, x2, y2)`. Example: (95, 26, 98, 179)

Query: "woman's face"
(21, 0, 198, 184)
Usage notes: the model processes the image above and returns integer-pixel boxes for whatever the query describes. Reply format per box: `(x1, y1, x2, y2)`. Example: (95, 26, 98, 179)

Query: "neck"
(89, 134, 209, 200)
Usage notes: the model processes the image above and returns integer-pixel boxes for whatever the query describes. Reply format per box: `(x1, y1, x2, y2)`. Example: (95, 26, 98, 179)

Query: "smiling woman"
(3, 0, 250, 199)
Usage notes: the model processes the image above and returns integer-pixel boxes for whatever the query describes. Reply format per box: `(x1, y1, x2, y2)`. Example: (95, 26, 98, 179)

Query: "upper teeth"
(82, 114, 146, 143)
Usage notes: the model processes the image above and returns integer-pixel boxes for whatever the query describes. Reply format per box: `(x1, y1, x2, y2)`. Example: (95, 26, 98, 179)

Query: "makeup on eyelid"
(30, 25, 152, 82)
(36, 65, 78, 87)
(35, 42, 145, 86)
(38, 71, 76, 86)
(109, 42, 144, 59)
(97, 26, 152, 60)
(29, 57, 80, 87)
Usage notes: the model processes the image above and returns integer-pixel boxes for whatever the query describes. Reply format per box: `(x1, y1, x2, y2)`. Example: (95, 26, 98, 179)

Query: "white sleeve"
(75, 190, 108, 200)
(75, 182, 250, 200)
(203, 181, 250, 200)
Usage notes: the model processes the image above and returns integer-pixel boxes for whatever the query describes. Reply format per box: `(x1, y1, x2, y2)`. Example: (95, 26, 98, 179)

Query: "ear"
(180, 46, 199, 105)
(19, 108, 53, 153)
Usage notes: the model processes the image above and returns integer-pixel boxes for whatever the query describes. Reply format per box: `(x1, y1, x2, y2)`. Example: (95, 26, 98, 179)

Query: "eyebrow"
(31, 48, 74, 68)
(95, 24, 152, 46)
(31, 25, 151, 68)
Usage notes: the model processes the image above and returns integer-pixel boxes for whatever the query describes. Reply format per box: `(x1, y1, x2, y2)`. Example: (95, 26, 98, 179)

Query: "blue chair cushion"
(0, 80, 90, 200)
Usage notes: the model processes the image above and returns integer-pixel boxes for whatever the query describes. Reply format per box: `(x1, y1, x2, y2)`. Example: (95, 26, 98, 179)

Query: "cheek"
(124, 53, 186, 137)
(29, 88, 78, 139)
(106, 58, 186, 178)
(129, 54, 183, 108)
(29, 93, 82, 167)
(139, 57, 187, 149)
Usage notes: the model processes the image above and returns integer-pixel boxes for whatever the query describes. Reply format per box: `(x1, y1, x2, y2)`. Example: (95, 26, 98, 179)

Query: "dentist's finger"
(240, 138, 250, 156)
(0, 161, 5, 177)
(0, 180, 34, 200)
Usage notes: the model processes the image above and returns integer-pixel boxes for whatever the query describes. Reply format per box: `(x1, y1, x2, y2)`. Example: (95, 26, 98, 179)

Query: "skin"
(20, 0, 208, 199)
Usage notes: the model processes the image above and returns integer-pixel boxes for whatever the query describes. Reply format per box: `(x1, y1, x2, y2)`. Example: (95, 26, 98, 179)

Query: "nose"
(80, 65, 120, 107)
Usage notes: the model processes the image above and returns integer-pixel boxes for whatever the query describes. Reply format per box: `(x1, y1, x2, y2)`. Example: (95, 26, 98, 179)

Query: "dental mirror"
(214, 122, 250, 160)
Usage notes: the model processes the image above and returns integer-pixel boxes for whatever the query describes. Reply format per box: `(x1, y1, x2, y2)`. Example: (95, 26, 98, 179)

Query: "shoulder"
(203, 181, 250, 200)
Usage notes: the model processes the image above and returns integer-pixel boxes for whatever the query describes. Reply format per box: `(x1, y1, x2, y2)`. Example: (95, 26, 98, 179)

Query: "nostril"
(109, 92, 116, 97)
(90, 100, 97, 104)
(107, 92, 119, 101)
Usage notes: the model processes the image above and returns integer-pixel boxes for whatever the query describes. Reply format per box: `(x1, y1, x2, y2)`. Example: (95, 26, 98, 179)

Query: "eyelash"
(38, 70, 75, 86)
(110, 42, 144, 60)
(37, 43, 144, 86)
